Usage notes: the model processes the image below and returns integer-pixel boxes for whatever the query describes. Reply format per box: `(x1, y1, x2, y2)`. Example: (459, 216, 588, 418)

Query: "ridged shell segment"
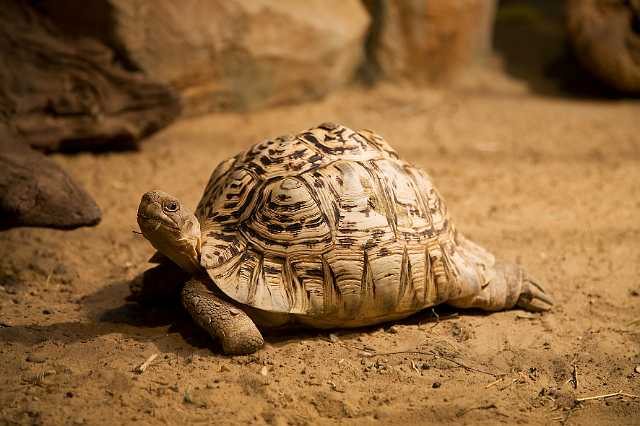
(199, 123, 458, 323)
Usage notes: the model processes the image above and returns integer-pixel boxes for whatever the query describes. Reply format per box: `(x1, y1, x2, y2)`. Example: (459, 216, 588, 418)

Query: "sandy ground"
(1, 74, 639, 425)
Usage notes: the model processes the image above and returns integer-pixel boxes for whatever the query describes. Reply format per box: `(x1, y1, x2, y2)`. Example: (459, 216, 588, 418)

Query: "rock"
(566, 0, 640, 93)
(0, 1, 180, 152)
(364, 0, 496, 84)
(38, 0, 370, 117)
(0, 130, 101, 230)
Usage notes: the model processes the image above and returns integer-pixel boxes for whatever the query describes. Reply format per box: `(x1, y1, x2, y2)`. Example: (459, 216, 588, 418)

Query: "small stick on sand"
(499, 378, 519, 391)
(570, 364, 578, 389)
(359, 349, 501, 377)
(626, 318, 640, 327)
(485, 377, 504, 389)
(576, 390, 639, 402)
(134, 353, 158, 374)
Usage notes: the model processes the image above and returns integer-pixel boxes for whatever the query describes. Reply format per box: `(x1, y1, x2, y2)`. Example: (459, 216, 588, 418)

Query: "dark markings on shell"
(200, 123, 457, 320)
(207, 231, 237, 242)
(301, 132, 319, 144)
(308, 153, 323, 163)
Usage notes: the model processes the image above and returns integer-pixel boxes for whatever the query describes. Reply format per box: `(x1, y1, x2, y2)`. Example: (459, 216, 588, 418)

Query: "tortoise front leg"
(182, 278, 264, 355)
(129, 261, 189, 303)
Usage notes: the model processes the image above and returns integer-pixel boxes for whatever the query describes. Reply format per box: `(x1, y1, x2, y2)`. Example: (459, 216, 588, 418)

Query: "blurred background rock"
(1, 0, 638, 229)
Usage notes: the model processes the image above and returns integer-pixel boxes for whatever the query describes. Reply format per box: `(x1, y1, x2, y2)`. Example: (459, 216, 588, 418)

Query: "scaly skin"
(181, 278, 264, 355)
(135, 123, 553, 355)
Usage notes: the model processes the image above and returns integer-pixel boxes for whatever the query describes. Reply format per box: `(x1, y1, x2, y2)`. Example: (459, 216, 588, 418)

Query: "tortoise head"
(137, 190, 202, 274)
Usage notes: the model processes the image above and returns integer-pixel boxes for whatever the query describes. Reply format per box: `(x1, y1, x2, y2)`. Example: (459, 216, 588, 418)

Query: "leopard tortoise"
(136, 123, 552, 354)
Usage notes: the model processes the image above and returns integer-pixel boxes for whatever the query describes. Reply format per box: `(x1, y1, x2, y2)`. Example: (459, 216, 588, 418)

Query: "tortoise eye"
(164, 200, 179, 212)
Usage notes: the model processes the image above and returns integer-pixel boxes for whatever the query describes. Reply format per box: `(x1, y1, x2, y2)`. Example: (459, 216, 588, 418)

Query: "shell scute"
(198, 123, 457, 319)
(242, 176, 333, 256)
(299, 123, 390, 161)
(243, 134, 328, 178)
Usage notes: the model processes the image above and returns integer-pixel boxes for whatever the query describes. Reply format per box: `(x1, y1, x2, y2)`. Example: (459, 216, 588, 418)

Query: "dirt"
(1, 73, 639, 425)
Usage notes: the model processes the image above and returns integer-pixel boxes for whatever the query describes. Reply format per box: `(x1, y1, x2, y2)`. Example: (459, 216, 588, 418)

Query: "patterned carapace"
(195, 123, 464, 321)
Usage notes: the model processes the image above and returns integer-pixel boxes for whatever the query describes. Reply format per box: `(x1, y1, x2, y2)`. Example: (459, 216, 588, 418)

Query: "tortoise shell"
(195, 123, 461, 322)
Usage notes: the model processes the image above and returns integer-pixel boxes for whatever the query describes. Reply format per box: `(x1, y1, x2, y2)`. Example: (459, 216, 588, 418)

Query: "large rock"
(0, 128, 101, 230)
(39, 0, 370, 116)
(566, 0, 640, 94)
(364, 0, 496, 84)
(0, 1, 180, 152)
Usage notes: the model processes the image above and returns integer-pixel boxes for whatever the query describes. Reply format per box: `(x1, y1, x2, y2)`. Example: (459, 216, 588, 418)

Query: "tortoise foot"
(516, 275, 554, 312)
(181, 279, 264, 355)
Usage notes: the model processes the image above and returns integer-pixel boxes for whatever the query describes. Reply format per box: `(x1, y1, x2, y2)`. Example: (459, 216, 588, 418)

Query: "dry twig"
(569, 364, 578, 389)
(359, 349, 501, 377)
(455, 403, 499, 417)
(499, 378, 519, 391)
(134, 353, 158, 374)
(626, 318, 640, 327)
(485, 377, 504, 389)
(575, 390, 639, 402)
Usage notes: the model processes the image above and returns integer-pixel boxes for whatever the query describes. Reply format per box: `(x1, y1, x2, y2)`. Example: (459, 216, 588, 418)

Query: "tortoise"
(136, 122, 552, 355)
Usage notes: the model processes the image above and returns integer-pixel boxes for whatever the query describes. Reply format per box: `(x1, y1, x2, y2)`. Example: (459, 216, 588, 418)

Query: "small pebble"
(432, 382, 441, 389)
(219, 365, 230, 372)
(260, 366, 268, 376)
(387, 326, 399, 334)
(634, 366, 640, 374)
(328, 333, 340, 343)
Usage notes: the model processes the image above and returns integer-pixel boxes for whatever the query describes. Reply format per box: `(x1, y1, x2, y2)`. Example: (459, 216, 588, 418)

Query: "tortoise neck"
(172, 217, 202, 274)
(144, 216, 202, 275)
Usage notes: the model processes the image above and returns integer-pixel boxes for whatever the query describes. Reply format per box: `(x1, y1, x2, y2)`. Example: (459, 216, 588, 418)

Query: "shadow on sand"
(0, 278, 476, 355)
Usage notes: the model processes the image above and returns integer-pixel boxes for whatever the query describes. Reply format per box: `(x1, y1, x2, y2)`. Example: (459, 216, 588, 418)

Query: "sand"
(1, 76, 639, 425)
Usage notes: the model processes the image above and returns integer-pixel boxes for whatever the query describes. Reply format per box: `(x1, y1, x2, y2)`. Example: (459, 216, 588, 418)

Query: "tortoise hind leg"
(446, 235, 553, 312)
(447, 261, 553, 312)
(181, 278, 264, 355)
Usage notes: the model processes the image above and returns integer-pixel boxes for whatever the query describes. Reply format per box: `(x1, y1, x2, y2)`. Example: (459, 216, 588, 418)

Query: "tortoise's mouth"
(137, 213, 180, 232)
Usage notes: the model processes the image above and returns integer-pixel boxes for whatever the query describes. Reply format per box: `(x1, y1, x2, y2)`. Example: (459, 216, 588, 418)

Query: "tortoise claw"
(517, 277, 554, 312)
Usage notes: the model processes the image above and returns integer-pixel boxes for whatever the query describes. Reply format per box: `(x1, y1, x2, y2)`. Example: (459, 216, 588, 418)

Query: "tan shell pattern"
(196, 123, 459, 321)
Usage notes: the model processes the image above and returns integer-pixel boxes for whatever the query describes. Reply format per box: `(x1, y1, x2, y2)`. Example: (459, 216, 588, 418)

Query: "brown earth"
(1, 73, 639, 425)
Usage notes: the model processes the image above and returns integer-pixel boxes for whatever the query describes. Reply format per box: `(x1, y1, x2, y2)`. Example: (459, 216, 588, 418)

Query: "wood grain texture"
(200, 123, 464, 325)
